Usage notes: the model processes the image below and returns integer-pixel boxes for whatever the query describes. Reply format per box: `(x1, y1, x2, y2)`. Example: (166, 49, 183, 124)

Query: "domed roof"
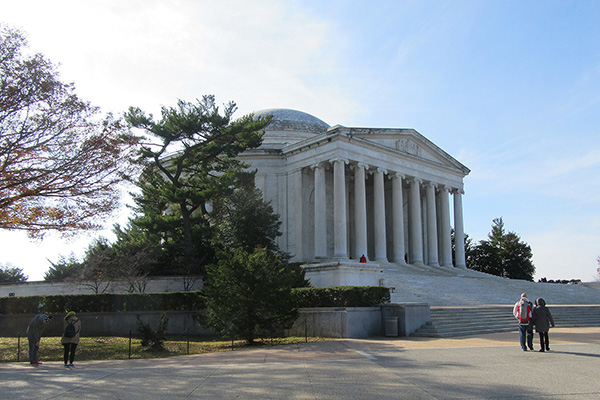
(254, 108, 329, 134)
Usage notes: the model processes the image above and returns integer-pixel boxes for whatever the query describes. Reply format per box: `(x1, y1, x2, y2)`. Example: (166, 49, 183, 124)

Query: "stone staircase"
(377, 262, 600, 337)
(412, 305, 600, 337)
(412, 306, 515, 337)
(381, 263, 600, 306)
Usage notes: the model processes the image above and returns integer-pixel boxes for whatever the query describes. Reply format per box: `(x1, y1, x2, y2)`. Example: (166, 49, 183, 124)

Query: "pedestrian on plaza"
(359, 254, 367, 263)
(513, 293, 534, 351)
(26, 314, 51, 365)
(532, 298, 555, 352)
(61, 311, 81, 368)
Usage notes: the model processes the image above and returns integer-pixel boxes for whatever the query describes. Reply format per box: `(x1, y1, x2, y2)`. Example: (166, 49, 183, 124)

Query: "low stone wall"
(0, 303, 430, 339)
(381, 303, 431, 336)
(302, 261, 384, 287)
(0, 311, 211, 337)
(286, 307, 382, 338)
(0, 277, 203, 298)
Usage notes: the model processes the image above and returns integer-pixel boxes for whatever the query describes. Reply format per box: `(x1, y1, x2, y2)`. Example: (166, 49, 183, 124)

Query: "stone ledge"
(302, 262, 384, 287)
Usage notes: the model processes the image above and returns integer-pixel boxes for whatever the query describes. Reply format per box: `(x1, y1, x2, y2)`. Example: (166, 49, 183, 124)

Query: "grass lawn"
(0, 336, 326, 363)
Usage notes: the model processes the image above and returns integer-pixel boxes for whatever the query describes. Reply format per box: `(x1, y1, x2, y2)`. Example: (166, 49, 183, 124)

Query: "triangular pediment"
(342, 127, 469, 174)
(279, 125, 470, 176)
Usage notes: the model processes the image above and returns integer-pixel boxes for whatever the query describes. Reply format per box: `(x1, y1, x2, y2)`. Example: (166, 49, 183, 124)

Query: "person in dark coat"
(26, 314, 51, 365)
(61, 311, 82, 368)
(532, 297, 555, 352)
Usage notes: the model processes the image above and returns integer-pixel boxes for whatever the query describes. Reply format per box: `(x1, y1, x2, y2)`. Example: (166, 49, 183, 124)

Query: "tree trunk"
(179, 203, 196, 273)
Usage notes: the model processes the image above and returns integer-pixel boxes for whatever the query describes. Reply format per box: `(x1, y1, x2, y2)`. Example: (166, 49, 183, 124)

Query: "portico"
(297, 158, 467, 268)
(240, 109, 470, 285)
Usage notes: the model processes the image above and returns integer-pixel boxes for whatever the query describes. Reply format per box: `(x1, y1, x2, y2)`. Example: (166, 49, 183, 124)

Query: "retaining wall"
(0, 277, 203, 298)
(0, 303, 430, 339)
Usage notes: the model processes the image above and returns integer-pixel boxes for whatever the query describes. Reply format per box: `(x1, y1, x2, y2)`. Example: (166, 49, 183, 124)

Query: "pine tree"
(468, 218, 535, 281)
(125, 96, 271, 274)
(203, 247, 299, 344)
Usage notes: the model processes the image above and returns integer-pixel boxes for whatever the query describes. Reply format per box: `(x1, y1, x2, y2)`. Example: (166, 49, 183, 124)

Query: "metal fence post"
(305, 318, 308, 343)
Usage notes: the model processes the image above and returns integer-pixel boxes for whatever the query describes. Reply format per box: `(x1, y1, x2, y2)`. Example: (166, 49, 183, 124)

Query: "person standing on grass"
(532, 298, 555, 352)
(26, 314, 51, 365)
(61, 311, 81, 368)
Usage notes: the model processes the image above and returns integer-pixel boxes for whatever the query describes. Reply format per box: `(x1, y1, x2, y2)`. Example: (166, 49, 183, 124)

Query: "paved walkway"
(2, 327, 600, 399)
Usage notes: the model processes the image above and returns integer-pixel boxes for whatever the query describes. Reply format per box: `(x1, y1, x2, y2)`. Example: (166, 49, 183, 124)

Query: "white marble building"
(240, 109, 470, 284)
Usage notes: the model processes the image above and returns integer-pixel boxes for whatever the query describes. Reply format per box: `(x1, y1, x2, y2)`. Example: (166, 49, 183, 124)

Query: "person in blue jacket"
(26, 314, 51, 365)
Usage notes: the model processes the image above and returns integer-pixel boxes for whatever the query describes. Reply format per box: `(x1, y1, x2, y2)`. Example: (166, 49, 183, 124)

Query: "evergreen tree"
(203, 247, 299, 344)
(468, 218, 535, 281)
(209, 178, 282, 254)
(125, 96, 271, 275)
(0, 264, 28, 283)
(44, 254, 83, 281)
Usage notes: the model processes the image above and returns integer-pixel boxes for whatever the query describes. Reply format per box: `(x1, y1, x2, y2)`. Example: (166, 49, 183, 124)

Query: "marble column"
(354, 163, 368, 261)
(391, 173, 406, 263)
(439, 186, 453, 267)
(311, 163, 327, 260)
(373, 167, 387, 262)
(294, 168, 304, 261)
(331, 158, 349, 260)
(453, 188, 467, 268)
(408, 177, 424, 266)
(425, 182, 439, 267)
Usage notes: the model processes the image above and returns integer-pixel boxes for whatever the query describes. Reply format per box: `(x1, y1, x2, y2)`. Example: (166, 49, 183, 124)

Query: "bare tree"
(0, 24, 139, 237)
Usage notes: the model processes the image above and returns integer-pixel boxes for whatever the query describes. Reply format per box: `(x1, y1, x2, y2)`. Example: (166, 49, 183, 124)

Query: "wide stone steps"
(412, 305, 600, 337)
(381, 264, 600, 306)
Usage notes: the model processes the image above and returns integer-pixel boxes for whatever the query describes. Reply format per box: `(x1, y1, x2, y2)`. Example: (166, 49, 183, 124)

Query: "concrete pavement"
(1, 327, 599, 399)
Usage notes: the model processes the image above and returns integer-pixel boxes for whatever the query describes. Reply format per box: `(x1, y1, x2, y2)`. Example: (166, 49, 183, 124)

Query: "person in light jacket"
(532, 298, 555, 352)
(513, 293, 534, 351)
(61, 311, 82, 368)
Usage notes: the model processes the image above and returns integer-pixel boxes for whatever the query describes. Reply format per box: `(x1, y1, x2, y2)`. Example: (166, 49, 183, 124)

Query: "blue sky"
(1, 0, 599, 281)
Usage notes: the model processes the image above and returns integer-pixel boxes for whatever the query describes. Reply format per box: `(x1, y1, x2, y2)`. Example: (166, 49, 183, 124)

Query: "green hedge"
(0, 286, 390, 314)
(292, 286, 390, 308)
(0, 292, 207, 314)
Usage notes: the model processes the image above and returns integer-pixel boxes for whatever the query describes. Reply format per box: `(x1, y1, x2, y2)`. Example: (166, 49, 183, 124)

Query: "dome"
(254, 108, 329, 134)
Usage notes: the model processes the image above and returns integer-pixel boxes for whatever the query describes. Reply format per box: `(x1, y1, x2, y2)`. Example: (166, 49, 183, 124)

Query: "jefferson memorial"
(240, 109, 470, 286)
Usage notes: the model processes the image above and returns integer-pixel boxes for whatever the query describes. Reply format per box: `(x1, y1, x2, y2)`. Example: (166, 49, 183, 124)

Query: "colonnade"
(306, 159, 466, 269)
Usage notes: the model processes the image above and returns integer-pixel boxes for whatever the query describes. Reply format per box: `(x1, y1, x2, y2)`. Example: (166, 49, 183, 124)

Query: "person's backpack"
(64, 319, 78, 338)
(518, 300, 531, 323)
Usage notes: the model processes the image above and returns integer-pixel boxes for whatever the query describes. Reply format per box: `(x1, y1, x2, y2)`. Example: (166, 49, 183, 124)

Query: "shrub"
(136, 312, 169, 350)
(292, 286, 390, 308)
(0, 291, 206, 314)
